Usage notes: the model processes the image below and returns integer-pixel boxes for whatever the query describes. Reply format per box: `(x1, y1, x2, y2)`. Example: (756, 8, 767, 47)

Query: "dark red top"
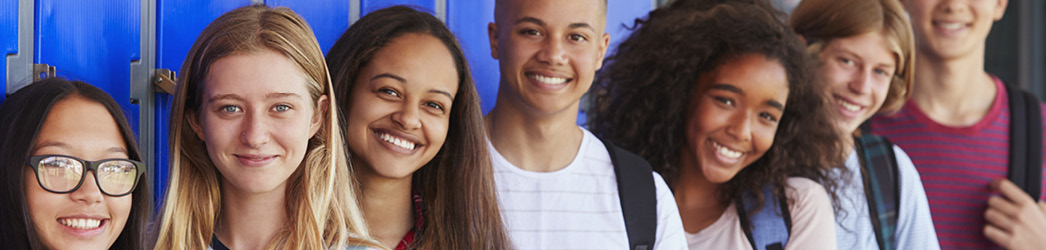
(394, 189, 425, 250)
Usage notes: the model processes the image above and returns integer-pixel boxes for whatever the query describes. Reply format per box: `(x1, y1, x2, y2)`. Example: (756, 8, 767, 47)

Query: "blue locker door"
(361, 0, 437, 15)
(447, 1, 496, 114)
(35, 0, 141, 137)
(1, 0, 16, 104)
(154, 0, 252, 201)
(267, 0, 350, 53)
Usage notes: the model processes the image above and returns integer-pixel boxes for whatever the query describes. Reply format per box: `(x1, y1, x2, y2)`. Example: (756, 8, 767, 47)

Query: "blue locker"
(1, 0, 16, 104)
(447, 1, 496, 114)
(267, 0, 350, 53)
(154, 0, 251, 201)
(362, 0, 436, 16)
(34, 0, 141, 137)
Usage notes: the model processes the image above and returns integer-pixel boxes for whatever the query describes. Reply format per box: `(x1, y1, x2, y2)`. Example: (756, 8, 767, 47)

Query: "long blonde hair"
(155, 5, 376, 249)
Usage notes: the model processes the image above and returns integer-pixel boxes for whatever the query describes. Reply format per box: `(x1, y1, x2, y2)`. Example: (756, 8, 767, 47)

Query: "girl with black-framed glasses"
(0, 77, 151, 250)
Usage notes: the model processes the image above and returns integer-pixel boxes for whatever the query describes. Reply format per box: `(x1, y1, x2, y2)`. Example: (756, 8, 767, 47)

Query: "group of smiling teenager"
(0, 0, 1038, 249)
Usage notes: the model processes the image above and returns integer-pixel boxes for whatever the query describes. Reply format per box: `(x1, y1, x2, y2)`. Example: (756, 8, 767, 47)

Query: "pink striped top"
(870, 78, 1046, 249)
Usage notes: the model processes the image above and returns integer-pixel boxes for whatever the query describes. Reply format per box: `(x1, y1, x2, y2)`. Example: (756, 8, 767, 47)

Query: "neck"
(673, 149, 727, 234)
(216, 181, 289, 250)
(359, 169, 414, 249)
(910, 46, 997, 126)
(484, 101, 584, 172)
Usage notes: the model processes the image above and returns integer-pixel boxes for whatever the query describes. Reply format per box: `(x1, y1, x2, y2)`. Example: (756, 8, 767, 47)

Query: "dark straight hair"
(0, 77, 152, 250)
(326, 5, 511, 249)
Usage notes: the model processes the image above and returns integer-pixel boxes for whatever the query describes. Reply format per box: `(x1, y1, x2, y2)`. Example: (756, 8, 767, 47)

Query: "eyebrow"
(373, 73, 454, 100)
(33, 141, 128, 155)
(515, 17, 596, 33)
(710, 83, 784, 111)
(208, 93, 302, 103)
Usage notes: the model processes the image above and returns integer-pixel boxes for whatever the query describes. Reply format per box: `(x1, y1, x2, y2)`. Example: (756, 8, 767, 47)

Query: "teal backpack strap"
(855, 134, 900, 250)
(737, 185, 791, 250)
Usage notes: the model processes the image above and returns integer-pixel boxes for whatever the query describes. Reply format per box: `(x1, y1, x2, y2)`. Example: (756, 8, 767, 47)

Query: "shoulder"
(784, 177, 830, 206)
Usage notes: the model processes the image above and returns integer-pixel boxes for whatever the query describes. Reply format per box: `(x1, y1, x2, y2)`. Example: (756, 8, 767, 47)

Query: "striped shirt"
(489, 127, 688, 250)
(870, 78, 1046, 249)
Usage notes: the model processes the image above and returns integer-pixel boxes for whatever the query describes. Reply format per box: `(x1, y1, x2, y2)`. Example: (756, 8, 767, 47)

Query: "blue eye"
(221, 105, 241, 113)
(273, 104, 291, 112)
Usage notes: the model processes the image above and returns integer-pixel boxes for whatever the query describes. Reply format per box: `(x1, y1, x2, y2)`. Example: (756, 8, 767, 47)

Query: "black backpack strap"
(1007, 84, 1043, 200)
(737, 185, 791, 250)
(603, 140, 657, 250)
(856, 134, 901, 250)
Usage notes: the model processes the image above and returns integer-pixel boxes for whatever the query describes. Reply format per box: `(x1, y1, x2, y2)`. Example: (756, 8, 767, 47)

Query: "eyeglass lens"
(36, 156, 138, 195)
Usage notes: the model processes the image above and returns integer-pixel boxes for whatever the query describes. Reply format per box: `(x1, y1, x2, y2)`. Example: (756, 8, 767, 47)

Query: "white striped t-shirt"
(489, 127, 688, 250)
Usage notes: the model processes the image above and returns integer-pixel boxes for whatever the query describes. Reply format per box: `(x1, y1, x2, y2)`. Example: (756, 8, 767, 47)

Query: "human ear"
(488, 22, 500, 60)
(310, 95, 329, 138)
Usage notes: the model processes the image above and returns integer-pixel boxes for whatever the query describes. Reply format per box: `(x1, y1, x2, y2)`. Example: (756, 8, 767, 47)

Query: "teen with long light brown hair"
(325, 6, 510, 249)
(154, 5, 376, 249)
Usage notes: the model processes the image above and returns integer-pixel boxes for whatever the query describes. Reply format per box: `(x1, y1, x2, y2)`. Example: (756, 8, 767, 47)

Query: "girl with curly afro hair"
(588, 0, 846, 248)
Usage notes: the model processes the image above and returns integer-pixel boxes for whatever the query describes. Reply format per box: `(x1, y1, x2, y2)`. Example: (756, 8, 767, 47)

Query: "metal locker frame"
(6, 0, 33, 93)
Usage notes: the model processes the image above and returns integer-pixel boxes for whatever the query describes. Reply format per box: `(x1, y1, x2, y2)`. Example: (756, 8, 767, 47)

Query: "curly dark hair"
(588, 0, 845, 212)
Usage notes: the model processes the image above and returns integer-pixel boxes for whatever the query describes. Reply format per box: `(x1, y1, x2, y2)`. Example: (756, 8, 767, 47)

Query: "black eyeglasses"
(26, 155, 145, 197)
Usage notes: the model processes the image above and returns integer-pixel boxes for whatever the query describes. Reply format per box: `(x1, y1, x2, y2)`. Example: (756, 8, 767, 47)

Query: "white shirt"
(685, 177, 838, 250)
(833, 146, 940, 250)
(490, 127, 688, 250)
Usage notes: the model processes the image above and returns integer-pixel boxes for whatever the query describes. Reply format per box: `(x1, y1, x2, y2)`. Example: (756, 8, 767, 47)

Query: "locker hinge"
(33, 64, 56, 81)
(154, 69, 177, 94)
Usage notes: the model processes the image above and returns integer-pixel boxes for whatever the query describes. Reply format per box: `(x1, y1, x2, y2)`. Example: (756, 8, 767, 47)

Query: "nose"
(939, 1, 968, 14)
(726, 111, 753, 142)
(69, 171, 104, 204)
(536, 37, 568, 66)
(848, 68, 873, 94)
(391, 102, 422, 130)
(240, 112, 271, 148)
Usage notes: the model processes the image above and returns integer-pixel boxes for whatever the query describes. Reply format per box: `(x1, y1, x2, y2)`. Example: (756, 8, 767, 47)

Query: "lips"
(234, 154, 277, 167)
(372, 129, 422, 154)
(56, 216, 108, 238)
(710, 140, 744, 164)
(58, 217, 103, 229)
(931, 20, 969, 35)
(526, 72, 573, 90)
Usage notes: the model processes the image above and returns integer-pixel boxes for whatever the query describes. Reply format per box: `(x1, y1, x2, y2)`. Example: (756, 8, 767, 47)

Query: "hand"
(984, 179, 1046, 250)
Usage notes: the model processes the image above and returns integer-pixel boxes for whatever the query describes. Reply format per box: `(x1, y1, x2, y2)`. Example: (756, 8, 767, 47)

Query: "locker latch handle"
(154, 69, 177, 94)
(34, 64, 56, 81)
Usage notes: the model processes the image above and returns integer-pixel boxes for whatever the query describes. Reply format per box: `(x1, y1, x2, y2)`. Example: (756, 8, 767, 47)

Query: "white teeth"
(712, 141, 742, 159)
(937, 22, 963, 31)
(379, 133, 416, 151)
(59, 218, 102, 229)
(529, 74, 568, 84)
(839, 100, 861, 112)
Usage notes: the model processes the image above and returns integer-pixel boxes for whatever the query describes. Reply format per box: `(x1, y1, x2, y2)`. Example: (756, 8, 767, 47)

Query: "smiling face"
(683, 54, 789, 184)
(345, 33, 458, 181)
(24, 96, 132, 250)
(819, 31, 898, 133)
(488, 0, 610, 116)
(191, 50, 325, 195)
(904, 0, 1007, 60)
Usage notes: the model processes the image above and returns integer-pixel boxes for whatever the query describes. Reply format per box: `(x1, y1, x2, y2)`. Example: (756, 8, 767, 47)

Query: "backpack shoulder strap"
(737, 185, 791, 250)
(856, 134, 901, 250)
(603, 140, 657, 250)
(1006, 84, 1043, 200)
